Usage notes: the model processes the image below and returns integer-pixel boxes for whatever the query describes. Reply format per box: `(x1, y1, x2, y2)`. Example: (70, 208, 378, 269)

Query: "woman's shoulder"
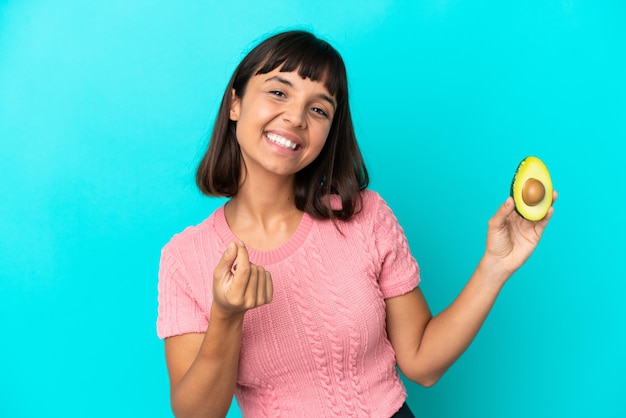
(325, 189, 389, 228)
(327, 189, 384, 212)
(357, 188, 390, 217)
(360, 188, 384, 206)
(161, 208, 222, 255)
(351, 189, 407, 234)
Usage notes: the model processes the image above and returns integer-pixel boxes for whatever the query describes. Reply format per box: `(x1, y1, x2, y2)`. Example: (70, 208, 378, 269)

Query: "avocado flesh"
(510, 156, 553, 221)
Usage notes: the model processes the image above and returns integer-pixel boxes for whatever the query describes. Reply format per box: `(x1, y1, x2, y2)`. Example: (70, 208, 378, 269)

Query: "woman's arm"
(165, 311, 243, 418)
(386, 194, 556, 387)
(164, 242, 273, 418)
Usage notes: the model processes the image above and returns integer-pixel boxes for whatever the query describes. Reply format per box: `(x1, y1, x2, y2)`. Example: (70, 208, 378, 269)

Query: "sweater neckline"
(213, 205, 314, 265)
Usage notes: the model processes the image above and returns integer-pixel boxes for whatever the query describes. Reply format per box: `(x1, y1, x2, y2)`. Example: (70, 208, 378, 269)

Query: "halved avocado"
(510, 156, 553, 221)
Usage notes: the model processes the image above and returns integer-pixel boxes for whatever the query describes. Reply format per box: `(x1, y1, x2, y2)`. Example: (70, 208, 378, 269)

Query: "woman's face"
(229, 67, 336, 180)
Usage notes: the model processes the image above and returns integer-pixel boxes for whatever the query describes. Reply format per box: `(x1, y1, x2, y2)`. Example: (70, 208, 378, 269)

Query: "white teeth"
(266, 133, 298, 150)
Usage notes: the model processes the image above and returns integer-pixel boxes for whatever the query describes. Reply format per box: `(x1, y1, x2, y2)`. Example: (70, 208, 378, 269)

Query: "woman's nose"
(282, 103, 307, 128)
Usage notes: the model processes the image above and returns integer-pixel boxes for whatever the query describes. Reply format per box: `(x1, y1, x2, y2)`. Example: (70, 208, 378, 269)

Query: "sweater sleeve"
(372, 194, 421, 299)
(156, 243, 209, 339)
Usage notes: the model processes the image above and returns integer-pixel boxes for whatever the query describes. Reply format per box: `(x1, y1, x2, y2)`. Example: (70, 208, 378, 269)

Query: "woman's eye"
(312, 107, 329, 118)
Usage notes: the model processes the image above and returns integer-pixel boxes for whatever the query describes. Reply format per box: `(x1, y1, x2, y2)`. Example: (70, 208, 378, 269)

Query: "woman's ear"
(229, 89, 240, 121)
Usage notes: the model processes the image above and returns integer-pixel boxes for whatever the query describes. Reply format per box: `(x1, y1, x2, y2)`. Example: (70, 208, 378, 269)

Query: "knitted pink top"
(157, 190, 420, 417)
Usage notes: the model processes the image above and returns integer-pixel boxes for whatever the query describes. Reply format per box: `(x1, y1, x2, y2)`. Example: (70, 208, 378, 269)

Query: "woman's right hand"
(212, 241, 273, 317)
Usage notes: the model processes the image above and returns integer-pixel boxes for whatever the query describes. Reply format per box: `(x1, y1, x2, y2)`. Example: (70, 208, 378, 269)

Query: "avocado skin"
(509, 156, 528, 211)
(510, 156, 553, 221)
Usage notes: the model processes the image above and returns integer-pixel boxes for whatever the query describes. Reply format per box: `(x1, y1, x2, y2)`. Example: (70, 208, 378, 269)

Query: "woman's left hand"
(482, 191, 557, 281)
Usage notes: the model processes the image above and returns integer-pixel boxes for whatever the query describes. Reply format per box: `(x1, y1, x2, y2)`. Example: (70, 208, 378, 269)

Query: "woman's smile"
(265, 131, 301, 151)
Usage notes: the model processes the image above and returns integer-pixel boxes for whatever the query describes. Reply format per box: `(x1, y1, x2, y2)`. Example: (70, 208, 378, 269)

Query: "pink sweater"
(157, 190, 420, 417)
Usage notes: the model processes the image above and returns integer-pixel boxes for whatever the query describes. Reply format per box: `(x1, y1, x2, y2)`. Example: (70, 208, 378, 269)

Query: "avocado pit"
(522, 178, 545, 206)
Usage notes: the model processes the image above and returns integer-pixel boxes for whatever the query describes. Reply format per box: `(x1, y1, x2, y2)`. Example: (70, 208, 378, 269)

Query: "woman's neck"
(224, 174, 304, 251)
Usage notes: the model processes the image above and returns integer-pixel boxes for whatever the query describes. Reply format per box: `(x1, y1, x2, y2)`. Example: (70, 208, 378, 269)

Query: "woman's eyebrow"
(265, 75, 294, 87)
(265, 75, 336, 111)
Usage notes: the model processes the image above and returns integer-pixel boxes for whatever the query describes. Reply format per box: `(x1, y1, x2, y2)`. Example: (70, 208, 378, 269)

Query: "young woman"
(157, 30, 556, 418)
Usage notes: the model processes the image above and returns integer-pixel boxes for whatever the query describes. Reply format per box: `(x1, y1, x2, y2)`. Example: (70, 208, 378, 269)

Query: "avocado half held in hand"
(510, 156, 553, 221)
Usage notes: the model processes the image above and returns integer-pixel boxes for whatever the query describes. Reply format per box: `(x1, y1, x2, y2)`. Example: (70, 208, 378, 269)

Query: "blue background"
(1, 1, 624, 417)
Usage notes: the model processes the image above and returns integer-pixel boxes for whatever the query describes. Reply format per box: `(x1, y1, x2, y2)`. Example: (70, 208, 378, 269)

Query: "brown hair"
(196, 30, 369, 220)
